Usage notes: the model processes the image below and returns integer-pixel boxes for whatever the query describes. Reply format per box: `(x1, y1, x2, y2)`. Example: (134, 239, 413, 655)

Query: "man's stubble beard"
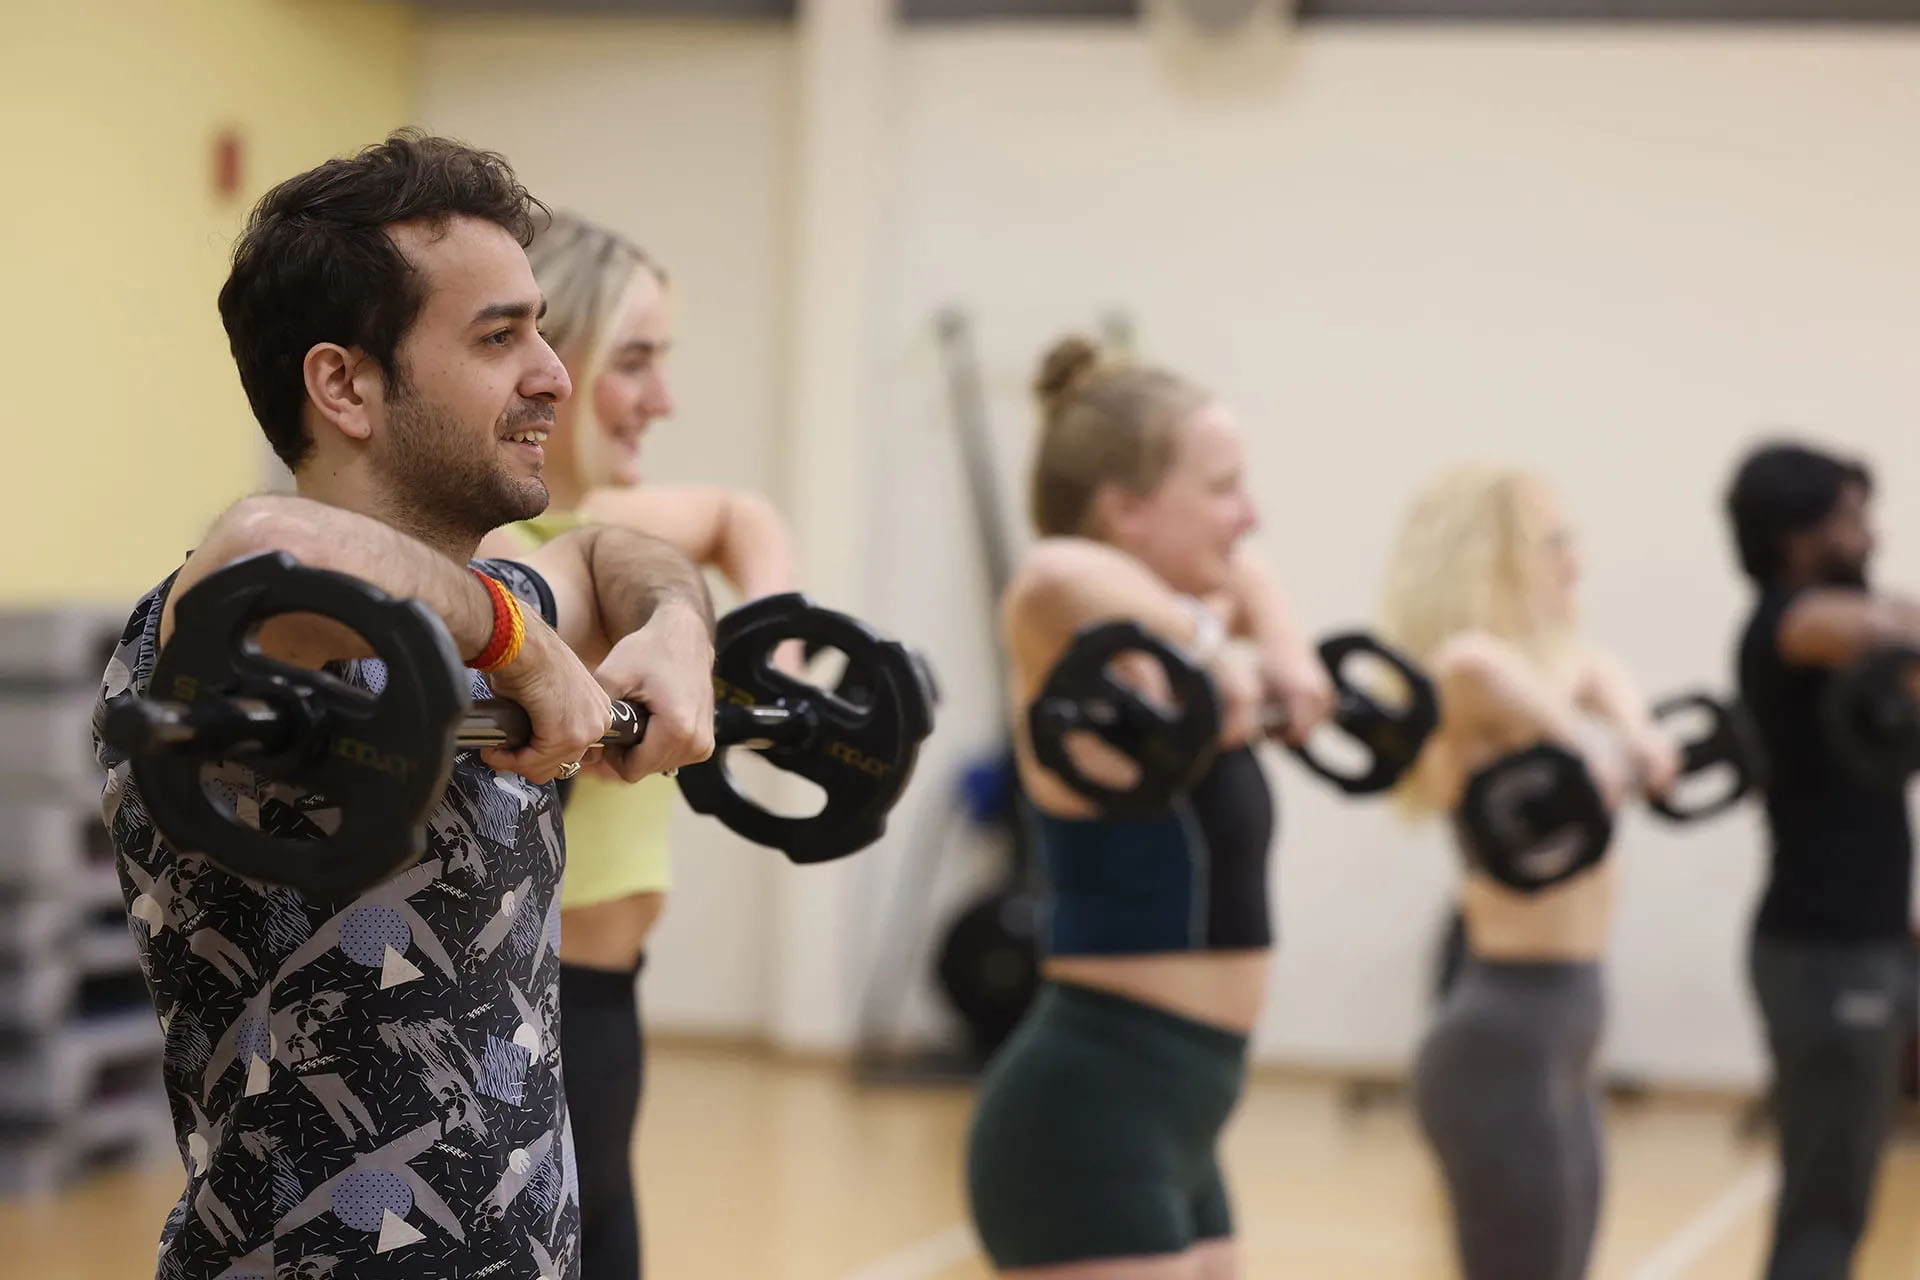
(380, 387, 551, 547)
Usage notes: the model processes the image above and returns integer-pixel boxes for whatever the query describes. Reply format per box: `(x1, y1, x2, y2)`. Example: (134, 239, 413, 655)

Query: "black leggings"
(560, 959, 647, 1280)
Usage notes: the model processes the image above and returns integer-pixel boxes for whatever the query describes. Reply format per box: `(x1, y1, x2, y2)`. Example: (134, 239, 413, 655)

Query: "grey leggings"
(1413, 957, 1605, 1280)
(1750, 932, 1918, 1280)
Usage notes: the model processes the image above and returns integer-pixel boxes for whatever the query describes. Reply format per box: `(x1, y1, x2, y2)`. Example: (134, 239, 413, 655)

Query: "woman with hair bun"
(964, 336, 1333, 1280)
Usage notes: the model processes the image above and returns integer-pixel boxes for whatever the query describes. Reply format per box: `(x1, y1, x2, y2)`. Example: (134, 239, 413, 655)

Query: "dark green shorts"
(965, 980, 1250, 1268)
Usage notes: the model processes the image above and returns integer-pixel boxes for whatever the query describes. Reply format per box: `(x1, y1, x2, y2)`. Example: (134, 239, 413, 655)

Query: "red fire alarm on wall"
(212, 128, 244, 201)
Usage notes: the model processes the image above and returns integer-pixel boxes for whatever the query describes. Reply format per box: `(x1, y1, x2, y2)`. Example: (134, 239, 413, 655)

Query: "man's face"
(1808, 481, 1877, 589)
(374, 217, 572, 542)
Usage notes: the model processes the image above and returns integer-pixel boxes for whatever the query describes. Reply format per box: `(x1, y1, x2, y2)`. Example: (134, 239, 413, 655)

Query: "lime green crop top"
(502, 512, 675, 907)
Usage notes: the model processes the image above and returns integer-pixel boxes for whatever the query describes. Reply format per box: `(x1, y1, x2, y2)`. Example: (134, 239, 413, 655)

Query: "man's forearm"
(1875, 595, 1920, 647)
(586, 525, 716, 642)
(1777, 589, 1920, 668)
(168, 495, 495, 659)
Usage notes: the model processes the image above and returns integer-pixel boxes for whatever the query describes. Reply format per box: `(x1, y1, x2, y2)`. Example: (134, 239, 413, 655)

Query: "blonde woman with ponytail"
(1376, 466, 1680, 1280)
(478, 211, 796, 1280)
(965, 337, 1333, 1280)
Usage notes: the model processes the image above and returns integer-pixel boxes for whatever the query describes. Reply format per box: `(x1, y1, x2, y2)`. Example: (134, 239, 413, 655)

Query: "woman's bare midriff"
(558, 891, 666, 973)
(1043, 952, 1271, 1035)
(1459, 864, 1614, 963)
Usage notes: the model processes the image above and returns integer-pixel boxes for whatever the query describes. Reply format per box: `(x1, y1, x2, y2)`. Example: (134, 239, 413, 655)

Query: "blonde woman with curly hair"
(1377, 466, 1681, 1280)
(964, 336, 1335, 1280)
(478, 211, 796, 1280)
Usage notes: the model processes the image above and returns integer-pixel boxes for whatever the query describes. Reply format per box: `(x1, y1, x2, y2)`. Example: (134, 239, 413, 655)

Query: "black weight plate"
(1456, 743, 1614, 893)
(1291, 631, 1439, 795)
(1026, 620, 1221, 820)
(1821, 646, 1920, 794)
(676, 593, 934, 863)
(802, 636, 877, 709)
(935, 888, 1040, 1061)
(135, 553, 468, 899)
(1647, 691, 1763, 823)
(909, 646, 942, 710)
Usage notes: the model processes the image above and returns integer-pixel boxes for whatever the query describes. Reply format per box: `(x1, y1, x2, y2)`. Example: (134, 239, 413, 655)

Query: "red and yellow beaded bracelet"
(468, 570, 527, 672)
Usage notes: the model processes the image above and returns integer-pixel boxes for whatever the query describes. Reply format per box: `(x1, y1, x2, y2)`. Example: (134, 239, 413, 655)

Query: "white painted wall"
(874, 25, 1920, 1090)
(422, 17, 1920, 1087)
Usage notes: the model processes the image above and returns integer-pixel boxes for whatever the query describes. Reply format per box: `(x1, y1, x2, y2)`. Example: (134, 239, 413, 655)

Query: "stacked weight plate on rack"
(0, 607, 171, 1194)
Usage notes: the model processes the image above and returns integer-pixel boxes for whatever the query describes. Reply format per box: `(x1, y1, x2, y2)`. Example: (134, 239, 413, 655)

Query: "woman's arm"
(1214, 549, 1316, 670)
(1003, 537, 1211, 657)
(1575, 648, 1682, 796)
(1574, 650, 1656, 739)
(1434, 632, 1592, 751)
(1003, 538, 1265, 746)
(1208, 548, 1334, 744)
(580, 485, 796, 600)
(1435, 633, 1654, 806)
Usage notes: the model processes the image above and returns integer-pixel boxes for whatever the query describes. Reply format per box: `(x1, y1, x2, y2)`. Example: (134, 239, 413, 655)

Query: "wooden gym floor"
(7, 1043, 1920, 1279)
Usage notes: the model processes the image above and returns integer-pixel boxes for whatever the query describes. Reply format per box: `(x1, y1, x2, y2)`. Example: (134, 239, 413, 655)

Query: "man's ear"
(302, 343, 382, 445)
(1775, 525, 1813, 580)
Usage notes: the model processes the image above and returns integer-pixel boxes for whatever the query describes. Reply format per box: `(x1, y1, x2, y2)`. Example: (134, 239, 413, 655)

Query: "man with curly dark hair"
(95, 131, 718, 1280)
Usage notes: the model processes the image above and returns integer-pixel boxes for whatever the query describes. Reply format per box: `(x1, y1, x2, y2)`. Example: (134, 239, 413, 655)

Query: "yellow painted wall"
(2, 0, 415, 604)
